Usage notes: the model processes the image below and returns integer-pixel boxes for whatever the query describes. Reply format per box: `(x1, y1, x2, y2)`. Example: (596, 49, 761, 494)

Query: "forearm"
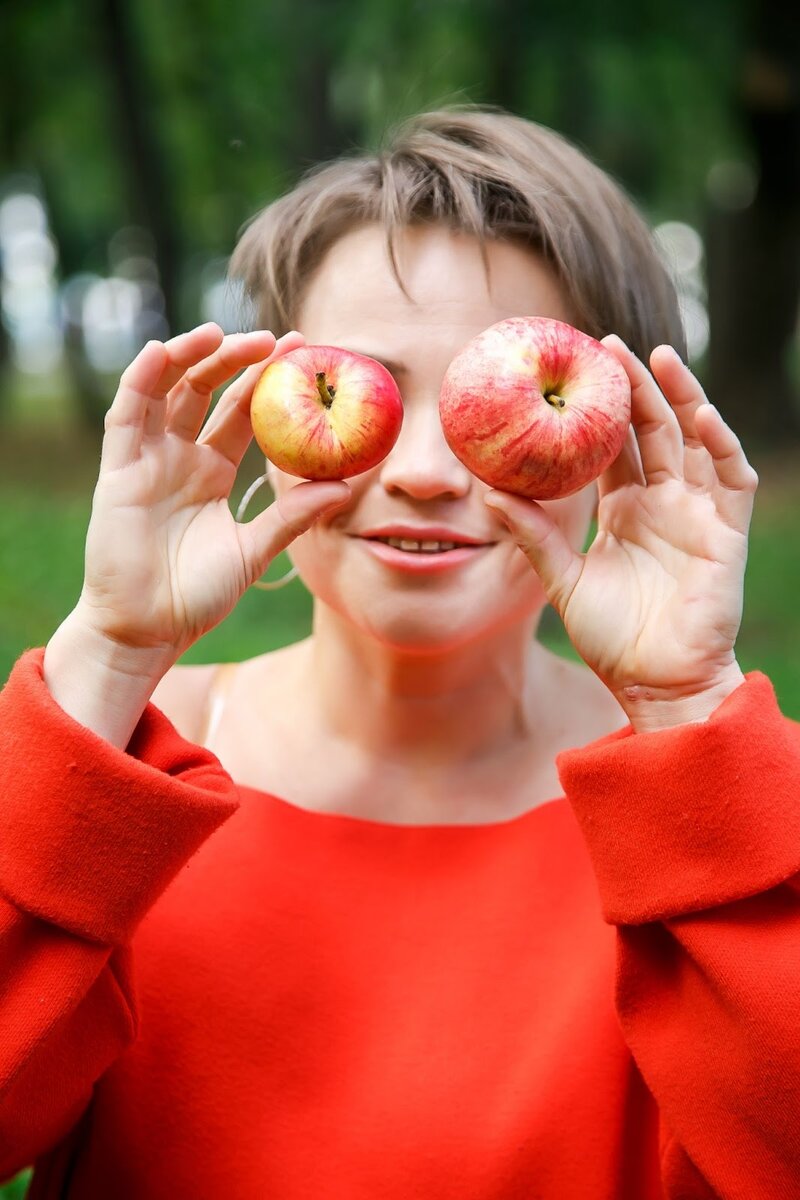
(43, 608, 177, 750)
(0, 641, 240, 1174)
(617, 887, 800, 1198)
(559, 667, 800, 1194)
(0, 913, 133, 1181)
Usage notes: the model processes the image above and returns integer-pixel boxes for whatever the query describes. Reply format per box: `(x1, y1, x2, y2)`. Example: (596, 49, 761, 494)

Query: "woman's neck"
(298, 601, 555, 772)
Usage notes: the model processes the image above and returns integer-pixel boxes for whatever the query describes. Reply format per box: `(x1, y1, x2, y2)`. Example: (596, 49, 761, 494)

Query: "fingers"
(484, 491, 584, 616)
(694, 404, 759, 533)
(165, 329, 278, 440)
(597, 423, 646, 500)
(601, 335, 758, 533)
(142, 324, 225, 438)
(198, 331, 306, 467)
(101, 340, 168, 473)
(100, 323, 300, 477)
(101, 324, 225, 471)
(648, 345, 717, 492)
(601, 335, 684, 484)
(237, 480, 351, 585)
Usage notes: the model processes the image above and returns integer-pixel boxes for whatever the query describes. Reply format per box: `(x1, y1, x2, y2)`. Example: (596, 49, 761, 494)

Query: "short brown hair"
(229, 105, 686, 361)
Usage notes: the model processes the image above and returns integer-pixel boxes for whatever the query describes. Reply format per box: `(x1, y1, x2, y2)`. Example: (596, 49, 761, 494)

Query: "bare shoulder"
(151, 662, 218, 743)
(150, 641, 306, 750)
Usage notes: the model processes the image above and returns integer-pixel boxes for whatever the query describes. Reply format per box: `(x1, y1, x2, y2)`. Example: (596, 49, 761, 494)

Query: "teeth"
(382, 537, 460, 553)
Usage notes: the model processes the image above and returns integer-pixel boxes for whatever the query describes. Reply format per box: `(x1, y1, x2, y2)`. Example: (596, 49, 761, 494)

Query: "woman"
(1, 108, 798, 1199)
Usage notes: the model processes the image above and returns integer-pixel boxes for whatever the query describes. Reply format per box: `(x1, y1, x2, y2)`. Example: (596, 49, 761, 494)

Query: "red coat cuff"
(556, 672, 800, 924)
(0, 648, 240, 944)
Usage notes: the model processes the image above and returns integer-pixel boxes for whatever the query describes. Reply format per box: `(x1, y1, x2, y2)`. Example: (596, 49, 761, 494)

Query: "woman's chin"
(295, 550, 546, 650)
(351, 602, 538, 656)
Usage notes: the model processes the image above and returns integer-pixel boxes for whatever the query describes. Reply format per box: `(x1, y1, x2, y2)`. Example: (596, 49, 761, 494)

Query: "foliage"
(8, 0, 797, 447)
(4, 0, 748, 323)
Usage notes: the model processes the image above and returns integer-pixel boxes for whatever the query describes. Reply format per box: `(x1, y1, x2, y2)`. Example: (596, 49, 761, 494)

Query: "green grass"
(0, 439, 798, 1198)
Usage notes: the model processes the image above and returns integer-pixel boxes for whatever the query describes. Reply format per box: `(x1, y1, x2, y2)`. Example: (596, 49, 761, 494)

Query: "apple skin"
(250, 346, 404, 480)
(439, 316, 632, 501)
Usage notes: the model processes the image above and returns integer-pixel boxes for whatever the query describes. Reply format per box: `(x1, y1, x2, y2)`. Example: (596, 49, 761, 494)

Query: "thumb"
(484, 491, 584, 615)
(241, 480, 351, 584)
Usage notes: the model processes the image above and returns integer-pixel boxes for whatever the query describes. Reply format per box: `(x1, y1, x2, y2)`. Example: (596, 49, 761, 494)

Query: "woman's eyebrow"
(340, 348, 408, 375)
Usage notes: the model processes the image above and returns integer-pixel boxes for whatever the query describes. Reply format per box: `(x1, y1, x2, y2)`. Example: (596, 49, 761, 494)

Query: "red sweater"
(1, 650, 800, 1199)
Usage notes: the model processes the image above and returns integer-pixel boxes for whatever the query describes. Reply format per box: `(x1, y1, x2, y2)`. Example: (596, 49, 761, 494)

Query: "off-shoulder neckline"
(233, 779, 568, 833)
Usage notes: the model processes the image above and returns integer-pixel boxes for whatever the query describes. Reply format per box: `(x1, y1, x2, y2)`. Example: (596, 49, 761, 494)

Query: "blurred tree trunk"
(0, 3, 108, 428)
(39, 170, 111, 428)
(278, 0, 360, 170)
(706, 0, 800, 452)
(295, 44, 349, 166)
(0, 2, 21, 405)
(97, 0, 180, 332)
(480, 0, 531, 114)
(479, 0, 594, 148)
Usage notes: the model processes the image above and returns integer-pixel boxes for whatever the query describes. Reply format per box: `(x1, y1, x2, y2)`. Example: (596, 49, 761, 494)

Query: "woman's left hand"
(484, 339, 760, 732)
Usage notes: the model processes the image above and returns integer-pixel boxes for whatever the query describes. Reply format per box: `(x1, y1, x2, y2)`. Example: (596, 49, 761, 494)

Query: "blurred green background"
(2, 0, 799, 1190)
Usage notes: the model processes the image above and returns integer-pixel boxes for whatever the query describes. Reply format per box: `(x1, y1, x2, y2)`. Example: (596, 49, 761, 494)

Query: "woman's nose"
(378, 400, 473, 500)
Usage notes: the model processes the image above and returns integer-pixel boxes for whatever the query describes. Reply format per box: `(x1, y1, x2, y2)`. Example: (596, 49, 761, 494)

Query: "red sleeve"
(557, 671, 800, 1199)
(0, 648, 239, 1181)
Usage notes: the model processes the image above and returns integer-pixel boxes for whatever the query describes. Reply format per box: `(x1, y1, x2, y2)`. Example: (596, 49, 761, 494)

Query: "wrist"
(44, 608, 177, 749)
(616, 663, 747, 734)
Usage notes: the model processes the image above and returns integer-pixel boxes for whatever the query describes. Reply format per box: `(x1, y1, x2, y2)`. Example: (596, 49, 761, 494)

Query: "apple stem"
(545, 392, 566, 410)
(316, 371, 336, 408)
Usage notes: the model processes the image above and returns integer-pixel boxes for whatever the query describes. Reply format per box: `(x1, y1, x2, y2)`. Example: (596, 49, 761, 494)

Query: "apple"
(250, 346, 404, 480)
(439, 316, 631, 500)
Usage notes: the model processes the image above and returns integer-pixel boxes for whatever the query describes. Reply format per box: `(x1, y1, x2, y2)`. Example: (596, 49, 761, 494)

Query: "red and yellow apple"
(439, 316, 631, 500)
(250, 346, 404, 480)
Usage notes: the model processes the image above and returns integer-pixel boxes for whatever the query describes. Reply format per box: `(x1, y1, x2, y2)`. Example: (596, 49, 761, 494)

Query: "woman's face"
(268, 222, 597, 653)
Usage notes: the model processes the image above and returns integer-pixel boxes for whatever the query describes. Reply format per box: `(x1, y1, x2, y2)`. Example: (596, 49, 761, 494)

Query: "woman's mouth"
(356, 536, 492, 573)
(371, 536, 462, 553)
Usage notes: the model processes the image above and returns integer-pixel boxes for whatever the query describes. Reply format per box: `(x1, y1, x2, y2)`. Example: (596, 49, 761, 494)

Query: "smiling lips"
(357, 525, 491, 549)
(370, 536, 466, 554)
(353, 527, 494, 572)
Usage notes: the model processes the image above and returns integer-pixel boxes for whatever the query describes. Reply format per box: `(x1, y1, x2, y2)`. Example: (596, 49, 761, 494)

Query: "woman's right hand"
(43, 323, 351, 746)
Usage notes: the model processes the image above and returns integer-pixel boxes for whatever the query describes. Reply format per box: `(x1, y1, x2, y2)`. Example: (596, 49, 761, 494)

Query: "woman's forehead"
(297, 224, 572, 340)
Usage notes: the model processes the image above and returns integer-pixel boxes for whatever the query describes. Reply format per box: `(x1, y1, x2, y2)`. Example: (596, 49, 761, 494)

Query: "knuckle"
(273, 498, 312, 540)
(280, 512, 311, 539)
(181, 368, 207, 397)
